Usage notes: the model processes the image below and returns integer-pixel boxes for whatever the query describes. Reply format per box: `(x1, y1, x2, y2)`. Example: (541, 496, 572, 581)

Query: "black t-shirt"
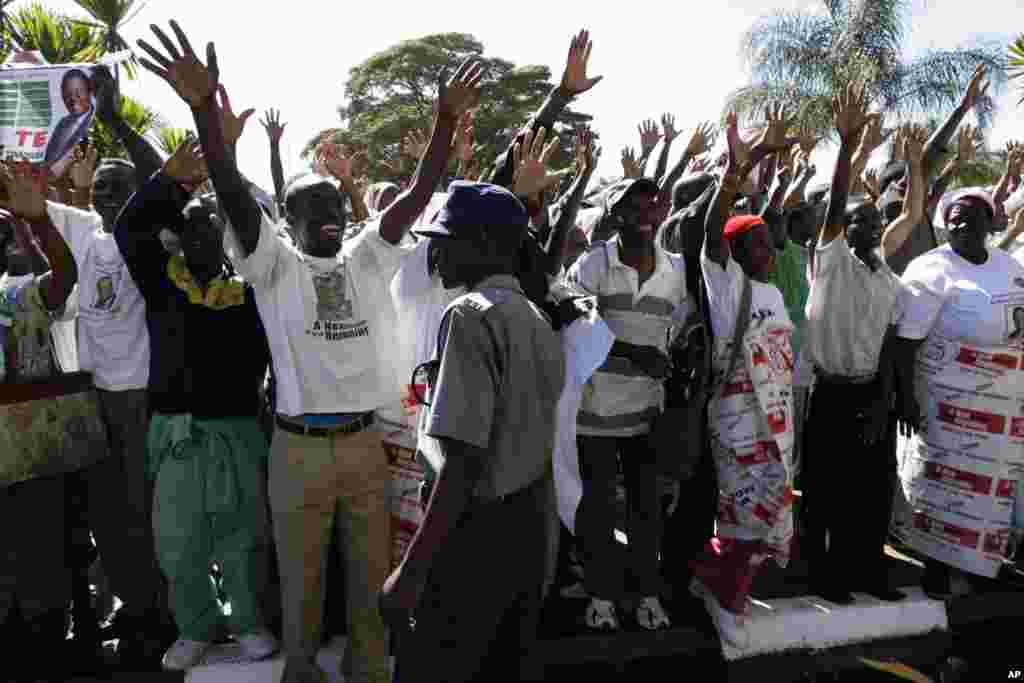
(115, 173, 270, 418)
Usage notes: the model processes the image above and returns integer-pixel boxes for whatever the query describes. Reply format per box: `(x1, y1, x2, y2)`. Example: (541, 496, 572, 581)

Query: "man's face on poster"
(62, 74, 91, 115)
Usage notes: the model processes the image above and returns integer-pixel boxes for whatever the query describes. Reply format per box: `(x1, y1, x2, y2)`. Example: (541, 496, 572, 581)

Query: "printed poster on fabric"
(710, 321, 795, 565)
(898, 331, 1024, 578)
(0, 63, 98, 178)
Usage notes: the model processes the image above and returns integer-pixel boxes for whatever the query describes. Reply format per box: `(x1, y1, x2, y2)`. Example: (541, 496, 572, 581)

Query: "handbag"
(650, 272, 752, 480)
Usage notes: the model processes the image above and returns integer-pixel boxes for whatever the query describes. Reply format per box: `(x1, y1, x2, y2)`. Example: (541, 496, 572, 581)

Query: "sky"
(27, 0, 1024, 193)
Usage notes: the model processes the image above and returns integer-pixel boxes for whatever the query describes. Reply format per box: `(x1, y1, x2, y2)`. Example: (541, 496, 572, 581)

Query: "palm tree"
(68, 0, 146, 83)
(11, 2, 98, 65)
(726, 0, 1006, 138)
(90, 93, 163, 160)
(151, 126, 189, 157)
(1011, 34, 1024, 104)
(0, 0, 24, 60)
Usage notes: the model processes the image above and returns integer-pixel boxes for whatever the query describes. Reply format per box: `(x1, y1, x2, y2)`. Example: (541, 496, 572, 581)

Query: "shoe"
(238, 629, 280, 662)
(161, 639, 210, 671)
(584, 598, 619, 631)
(689, 578, 749, 650)
(635, 596, 671, 630)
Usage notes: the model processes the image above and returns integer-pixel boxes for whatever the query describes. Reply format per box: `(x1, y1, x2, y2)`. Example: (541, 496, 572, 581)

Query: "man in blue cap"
(380, 180, 566, 683)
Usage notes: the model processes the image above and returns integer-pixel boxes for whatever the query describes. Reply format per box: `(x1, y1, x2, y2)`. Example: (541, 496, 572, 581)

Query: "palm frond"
(1009, 34, 1024, 104)
(893, 45, 1007, 127)
(11, 3, 98, 65)
(739, 10, 837, 90)
(67, 1, 145, 78)
(149, 126, 189, 156)
(723, 82, 835, 136)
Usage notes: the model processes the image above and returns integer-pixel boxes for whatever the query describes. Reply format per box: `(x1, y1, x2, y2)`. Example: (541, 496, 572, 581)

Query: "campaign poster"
(0, 63, 97, 178)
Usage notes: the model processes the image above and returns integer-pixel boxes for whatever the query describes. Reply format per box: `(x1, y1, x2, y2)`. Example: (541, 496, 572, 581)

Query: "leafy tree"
(0, 0, 24, 60)
(727, 0, 1006, 138)
(90, 93, 163, 160)
(11, 2, 98, 64)
(306, 33, 591, 182)
(150, 125, 189, 156)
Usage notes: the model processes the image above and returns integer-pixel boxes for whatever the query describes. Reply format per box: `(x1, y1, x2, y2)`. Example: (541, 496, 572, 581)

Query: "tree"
(305, 33, 591, 182)
(150, 125, 189, 157)
(726, 0, 1006, 138)
(11, 2, 98, 64)
(68, 0, 145, 82)
(90, 93, 163, 160)
(1011, 34, 1024, 104)
(0, 0, 24, 60)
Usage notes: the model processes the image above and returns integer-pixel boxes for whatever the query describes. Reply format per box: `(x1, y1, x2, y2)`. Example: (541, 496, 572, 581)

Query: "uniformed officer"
(379, 181, 566, 683)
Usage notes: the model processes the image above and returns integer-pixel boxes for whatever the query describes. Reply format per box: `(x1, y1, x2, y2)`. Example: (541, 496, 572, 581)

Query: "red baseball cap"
(723, 214, 765, 241)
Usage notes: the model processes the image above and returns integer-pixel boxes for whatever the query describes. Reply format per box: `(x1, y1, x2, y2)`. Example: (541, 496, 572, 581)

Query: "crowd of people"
(0, 19, 1022, 683)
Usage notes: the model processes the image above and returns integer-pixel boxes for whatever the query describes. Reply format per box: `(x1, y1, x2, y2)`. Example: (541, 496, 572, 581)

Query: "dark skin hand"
(93, 64, 163, 185)
(820, 82, 872, 249)
(890, 336, 924, 436)
(260, 108, 287, 210)
(542, 126, 598, 277)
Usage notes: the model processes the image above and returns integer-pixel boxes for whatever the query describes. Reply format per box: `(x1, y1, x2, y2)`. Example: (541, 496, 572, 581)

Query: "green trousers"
(149, 413, 271, 642)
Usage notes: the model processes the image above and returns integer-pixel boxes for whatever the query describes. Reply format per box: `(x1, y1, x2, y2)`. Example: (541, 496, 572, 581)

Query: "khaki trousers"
(269, 424, 391, 683)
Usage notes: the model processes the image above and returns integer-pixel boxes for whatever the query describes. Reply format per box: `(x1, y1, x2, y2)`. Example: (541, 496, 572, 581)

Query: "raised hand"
(574, 125, 599, 176)
(560, 29, 602, 96)
(833, 81, 871, 142)
(216, 85, 254, 146)
(260, 108, 286, 144)
(661, 113, 679, 144)
(856, 113, 886, 156)
(961, 64, 991, 112)
(901, 123, 928, 166)
(955, 124, 980, 163)
(92, 64, 120, 125)
(512, 127, 567, 197)
(137, 20, 218, 108)
(862, 167, 880, 199)
(402, 129, 429, 160)
(638, 119, 661, 156)
(437, 58, 484, 121)
(890, 124, 907, 162)
(752, 103, 792, 155)
(0, 160, 49, 221)
(1007, 143, 1024, 178)
(67, 144, 99, 190)
(687, 156, 709, 174)
(621, 146, 641, 179)
(725, 111, 753, 174)
(686, 121, 716, 158)
(163, 137, 209, 190)
(319, 142, 365, 181)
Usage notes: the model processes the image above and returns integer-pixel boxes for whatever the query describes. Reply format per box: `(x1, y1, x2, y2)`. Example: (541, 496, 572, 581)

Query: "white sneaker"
(689, 578, 749, 650)
(635, 596, 671, 630)
(584, 598, 619, 631)
(161, 639, 210, 671)
(238, 629, 280, 661)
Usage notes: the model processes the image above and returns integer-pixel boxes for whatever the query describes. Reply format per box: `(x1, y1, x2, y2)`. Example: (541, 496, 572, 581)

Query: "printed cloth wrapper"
(897, 333, 1024, 578)
(708, 319, 796, 565)
(0, 375, 108, 487)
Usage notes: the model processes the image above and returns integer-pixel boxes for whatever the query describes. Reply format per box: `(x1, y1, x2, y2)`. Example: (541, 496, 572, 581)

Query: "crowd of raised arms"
(1, 19, 1023, 683)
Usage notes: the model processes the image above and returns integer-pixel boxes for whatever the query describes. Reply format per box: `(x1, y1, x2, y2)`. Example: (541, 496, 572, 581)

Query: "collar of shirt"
(605, 234, 674, 287)
(474, 274, 523, 293)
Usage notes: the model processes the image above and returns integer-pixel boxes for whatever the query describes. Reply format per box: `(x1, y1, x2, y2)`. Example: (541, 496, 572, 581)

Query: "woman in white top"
(891, 188, 1024, 597)
(690, 107, 794, 651)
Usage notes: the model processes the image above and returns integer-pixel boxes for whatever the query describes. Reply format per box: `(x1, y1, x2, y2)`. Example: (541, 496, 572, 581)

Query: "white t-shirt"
(225, 213, 403, 417)
(803, 237, 903, 377)
(701, 244, 791, 355)
(898, 245, 1024, 346)
(47, 201, 149, 391)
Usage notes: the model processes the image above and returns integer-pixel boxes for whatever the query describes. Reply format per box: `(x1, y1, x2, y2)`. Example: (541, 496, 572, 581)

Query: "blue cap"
(412, 181, 528, 239)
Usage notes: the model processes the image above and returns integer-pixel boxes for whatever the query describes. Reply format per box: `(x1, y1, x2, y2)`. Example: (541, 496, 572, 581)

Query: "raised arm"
(636, 118, 661, 174)
(992, 142, 1022, 230)
(820, 83, 872, 246)
(922, 65, 989, 179)
(658, 122, 715, 210)
(137, 21, 264, 256)
(319, 142, 370, 224)
(1, 164, 77, 310)
(880, 125, 927, 262)
(651, 114, 678, 185)
(378, 59, 483, 244)
(93, 65, 164, 183)
(542, 127, 598, 275)
(260, 109, 287, 209)
(488, 29, 602, 189)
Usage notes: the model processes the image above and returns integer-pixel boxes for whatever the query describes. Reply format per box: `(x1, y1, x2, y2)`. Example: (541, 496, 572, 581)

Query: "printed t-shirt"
(225, 213, 402, 417)
(47, 201, 149, 391)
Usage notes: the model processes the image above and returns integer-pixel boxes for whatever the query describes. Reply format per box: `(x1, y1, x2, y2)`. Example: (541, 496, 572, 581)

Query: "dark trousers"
(803, 376, 897, 591)
(393, 475, 548, 683)
(661, 433, 718, 591)
(576, 434, 661, 600)
(87, 389, 164, 616)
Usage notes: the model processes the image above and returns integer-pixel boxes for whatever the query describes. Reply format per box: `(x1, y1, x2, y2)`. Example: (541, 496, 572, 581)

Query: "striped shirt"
(566, 236, 691, 437)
